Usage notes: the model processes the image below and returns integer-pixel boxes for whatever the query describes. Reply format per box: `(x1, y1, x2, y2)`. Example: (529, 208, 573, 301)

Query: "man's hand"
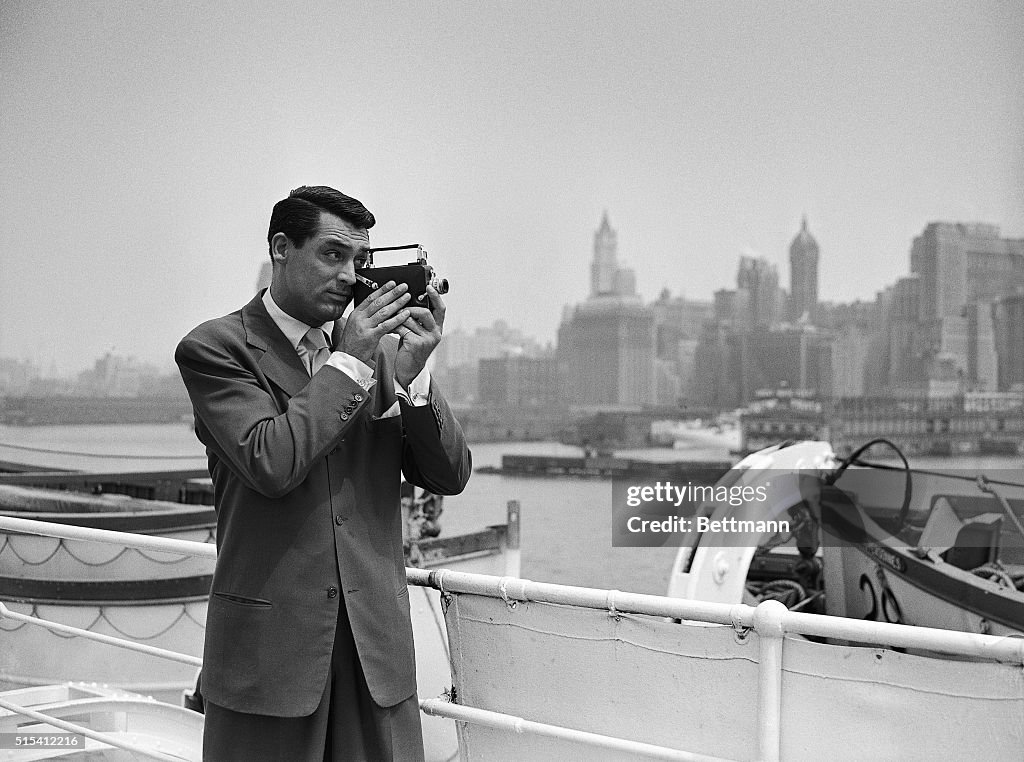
(394, 285, 446, 388)
(333, 281, 411, 366)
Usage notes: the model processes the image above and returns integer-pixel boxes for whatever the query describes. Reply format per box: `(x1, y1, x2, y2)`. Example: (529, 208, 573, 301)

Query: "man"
(176, 185, 471, 761)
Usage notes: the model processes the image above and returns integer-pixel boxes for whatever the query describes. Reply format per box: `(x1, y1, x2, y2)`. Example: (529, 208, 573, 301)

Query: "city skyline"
(4, 217, 1024, 418)
(2, 2, 1022, 374)
(1, 211, 1020, 378)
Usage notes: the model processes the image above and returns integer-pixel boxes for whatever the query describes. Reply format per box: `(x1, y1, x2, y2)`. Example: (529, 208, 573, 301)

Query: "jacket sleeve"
(175, 329, 372, 498)
(398, 376, 472, 496)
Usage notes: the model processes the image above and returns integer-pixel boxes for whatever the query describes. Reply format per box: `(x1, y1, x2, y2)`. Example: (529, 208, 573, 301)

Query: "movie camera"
(353, 244, 449, 306)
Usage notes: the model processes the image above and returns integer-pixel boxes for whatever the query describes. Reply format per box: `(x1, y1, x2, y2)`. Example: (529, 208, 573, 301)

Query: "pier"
(740, 394, 1024, 456)
(479, 454, 733, 481)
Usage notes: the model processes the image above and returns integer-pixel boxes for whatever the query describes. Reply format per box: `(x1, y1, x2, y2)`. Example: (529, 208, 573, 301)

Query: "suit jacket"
(175, 292, 471, 716)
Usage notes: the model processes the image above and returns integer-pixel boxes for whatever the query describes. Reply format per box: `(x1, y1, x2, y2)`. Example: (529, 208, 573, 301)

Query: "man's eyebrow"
(320, 237, 369, 253)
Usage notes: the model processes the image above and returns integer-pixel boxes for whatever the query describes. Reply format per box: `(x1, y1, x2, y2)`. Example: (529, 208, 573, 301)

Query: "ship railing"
(0, 515, 213, 669)
(409, 568, 1024, 762)
(4, 516, 1024, 761)
(0, 515, 211, 761)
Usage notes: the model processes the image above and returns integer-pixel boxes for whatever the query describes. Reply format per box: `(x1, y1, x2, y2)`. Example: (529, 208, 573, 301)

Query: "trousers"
(202, 589, 424, 762)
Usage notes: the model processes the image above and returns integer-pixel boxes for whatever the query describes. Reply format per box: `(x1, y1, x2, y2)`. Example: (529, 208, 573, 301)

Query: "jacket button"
(353, 393, 363, 402)
(335, 515, 344, 525)
(327, 586, 338, 598)
(340, 413, 349, 421)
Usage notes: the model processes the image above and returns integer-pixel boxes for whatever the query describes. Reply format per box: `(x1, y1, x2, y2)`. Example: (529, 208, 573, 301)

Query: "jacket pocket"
(212, 591, 273, 608)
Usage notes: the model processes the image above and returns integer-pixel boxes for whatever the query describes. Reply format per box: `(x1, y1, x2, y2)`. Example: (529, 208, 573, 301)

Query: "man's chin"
(321, 298, 351, 321)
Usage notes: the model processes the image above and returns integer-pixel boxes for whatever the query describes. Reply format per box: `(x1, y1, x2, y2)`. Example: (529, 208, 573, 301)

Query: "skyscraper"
(558, 214, 655, 407)
(589, 211, 636, 298)
(789, 216, 819, 323)
(591, 211, 617, 296)
(911, 223, 1024, 322)
(558, 300, 655, 406)
(737, 255, 782, 329)
(910, 223, 1024, 389)
(995, 292, 1024, 391)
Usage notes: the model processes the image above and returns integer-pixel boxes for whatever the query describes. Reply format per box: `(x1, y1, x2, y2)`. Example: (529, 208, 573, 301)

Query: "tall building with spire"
(591, 211, 617, 296)
(589, 212, 636, 298)
(789, 216, 819, 323)
(557, 213, 654, 407)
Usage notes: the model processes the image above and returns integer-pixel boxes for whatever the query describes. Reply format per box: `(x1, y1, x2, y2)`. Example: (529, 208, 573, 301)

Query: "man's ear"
(270, 232, 291, 265)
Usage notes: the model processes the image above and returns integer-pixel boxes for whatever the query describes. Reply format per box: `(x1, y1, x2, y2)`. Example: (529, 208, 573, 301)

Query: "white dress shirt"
(262, 289, 430, 414)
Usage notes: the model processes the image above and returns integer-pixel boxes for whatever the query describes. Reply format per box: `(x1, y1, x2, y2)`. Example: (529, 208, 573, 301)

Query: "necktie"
(298, 328, 331, 376)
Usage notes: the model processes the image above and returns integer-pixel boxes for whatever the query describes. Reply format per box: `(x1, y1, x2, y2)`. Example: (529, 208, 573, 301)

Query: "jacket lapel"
(241, 292, 309, 398)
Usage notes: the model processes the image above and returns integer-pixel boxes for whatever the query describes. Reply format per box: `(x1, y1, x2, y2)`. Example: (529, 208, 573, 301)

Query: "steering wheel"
(825, 438, 913, 535)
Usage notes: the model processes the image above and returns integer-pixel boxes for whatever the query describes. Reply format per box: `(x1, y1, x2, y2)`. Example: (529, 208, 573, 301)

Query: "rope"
(420, 585, 451, 662)
(0, 441, 204, 460)
(971, 563, 1023, 591)
(606, 588, 620, 619)
(497, 577, 517, 609)
(746, 579, 808, 608)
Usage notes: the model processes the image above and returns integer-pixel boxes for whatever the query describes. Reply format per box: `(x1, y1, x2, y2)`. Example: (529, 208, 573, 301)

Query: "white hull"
(822, 543, 1024, 638)
(1, 532, 514, 762)
(0, 526, 216, 582)
(1, 597, 206, 703)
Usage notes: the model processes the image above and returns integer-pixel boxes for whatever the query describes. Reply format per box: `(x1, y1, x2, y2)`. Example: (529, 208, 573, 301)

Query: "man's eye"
(354, 257, 367, 268)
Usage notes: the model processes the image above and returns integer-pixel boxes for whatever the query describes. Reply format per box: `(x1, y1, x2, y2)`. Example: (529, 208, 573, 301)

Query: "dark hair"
(267, 185, 375, 258)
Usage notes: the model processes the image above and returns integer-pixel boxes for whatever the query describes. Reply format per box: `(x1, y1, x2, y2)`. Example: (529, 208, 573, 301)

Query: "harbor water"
(0, 424, 726, 595)
(1, 423, 1020, 596)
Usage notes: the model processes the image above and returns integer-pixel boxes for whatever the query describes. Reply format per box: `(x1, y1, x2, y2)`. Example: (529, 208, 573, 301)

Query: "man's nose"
(336, 261, 356, 284)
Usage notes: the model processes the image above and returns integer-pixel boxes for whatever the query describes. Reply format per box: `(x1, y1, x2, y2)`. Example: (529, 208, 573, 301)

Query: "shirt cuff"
(325, 352, 377, 392)
(395, 367, 431, 406)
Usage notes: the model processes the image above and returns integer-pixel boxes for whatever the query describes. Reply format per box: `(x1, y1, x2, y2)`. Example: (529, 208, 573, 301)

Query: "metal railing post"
(505, 499, 521, 578)
(753, 599, 787, 762)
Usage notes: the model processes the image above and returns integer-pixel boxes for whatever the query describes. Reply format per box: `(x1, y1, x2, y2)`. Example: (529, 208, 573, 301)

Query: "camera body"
(353, 244, 449, 306)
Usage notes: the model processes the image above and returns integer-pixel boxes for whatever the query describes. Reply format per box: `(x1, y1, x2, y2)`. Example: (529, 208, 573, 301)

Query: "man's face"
(272, 211, 370, 326)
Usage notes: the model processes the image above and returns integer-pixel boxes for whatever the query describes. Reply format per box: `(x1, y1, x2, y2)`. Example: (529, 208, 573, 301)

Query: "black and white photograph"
(1, 2, 1023, 760)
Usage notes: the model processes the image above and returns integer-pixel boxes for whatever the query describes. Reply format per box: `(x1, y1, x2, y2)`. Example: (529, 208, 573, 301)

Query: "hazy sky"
(2, 1, 1022, 374)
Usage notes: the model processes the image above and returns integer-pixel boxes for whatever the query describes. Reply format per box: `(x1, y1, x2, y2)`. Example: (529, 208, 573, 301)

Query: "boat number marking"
(858, 567, 904, 625)
(863, 542, 906, 573)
